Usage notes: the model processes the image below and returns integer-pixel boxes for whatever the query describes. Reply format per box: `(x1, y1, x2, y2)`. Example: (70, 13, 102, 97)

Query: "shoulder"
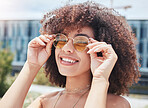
(40, 90, 60, 99)
(40, 90, 60, 103)
(107, 94, 131, 108)
(27, 91, 61, 108)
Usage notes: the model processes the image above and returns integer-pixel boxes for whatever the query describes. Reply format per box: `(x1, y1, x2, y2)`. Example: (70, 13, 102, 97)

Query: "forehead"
(63, 26, 94, 38)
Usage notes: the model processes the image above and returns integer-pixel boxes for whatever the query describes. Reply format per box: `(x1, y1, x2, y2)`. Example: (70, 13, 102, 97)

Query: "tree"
(0, 48, 13, 97)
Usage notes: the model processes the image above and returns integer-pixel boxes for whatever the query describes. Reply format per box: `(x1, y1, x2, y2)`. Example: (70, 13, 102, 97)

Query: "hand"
(87, 38, 118, 82)
(27, 34, 55, 67)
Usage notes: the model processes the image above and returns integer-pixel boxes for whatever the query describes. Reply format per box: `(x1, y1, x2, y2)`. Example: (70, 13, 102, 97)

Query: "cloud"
(0, 0, 147, 20)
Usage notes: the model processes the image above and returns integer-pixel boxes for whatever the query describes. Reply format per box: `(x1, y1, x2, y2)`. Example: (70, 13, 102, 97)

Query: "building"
(128, 20, 148, 74)
(0, 20, 41, 72)
(0, 20, 148, 75)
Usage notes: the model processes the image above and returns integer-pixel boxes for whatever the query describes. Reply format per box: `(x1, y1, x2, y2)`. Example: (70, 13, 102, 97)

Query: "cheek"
(80, 53, 91, 67)
(55, 48, 60, 62)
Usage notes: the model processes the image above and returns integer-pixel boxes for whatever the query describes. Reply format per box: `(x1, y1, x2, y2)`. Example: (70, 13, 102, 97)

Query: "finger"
(28, 38, 42, 47)
(44, 34, 56, 40)
(89, 51, 105, 64)
(35, 37, 46, 46)
(87, 44, 109, 54)
(87, 42, 107, 49)
(93, 45, 113, 59)
(39, 35, 50, 43)
(95, 44, 118, 60)
(90, 52, 105, 61)
(96, 57, 104, 62)
(94, 45, 112, 53)
(46, 40, 54, 54)
(89, 45, 113, 60)
(89, 38, 98, 43)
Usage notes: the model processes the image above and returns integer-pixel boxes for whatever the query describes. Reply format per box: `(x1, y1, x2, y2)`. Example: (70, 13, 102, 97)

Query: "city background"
(0, 0, 148, 108)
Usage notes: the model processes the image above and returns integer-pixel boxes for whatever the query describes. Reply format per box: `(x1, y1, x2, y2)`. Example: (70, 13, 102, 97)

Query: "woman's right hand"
(27, 34, 54, 67)
(0, 34, 55, 108)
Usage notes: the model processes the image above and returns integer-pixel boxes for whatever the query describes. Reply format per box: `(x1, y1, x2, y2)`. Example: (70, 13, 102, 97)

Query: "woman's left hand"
(87, 38, 118, 82)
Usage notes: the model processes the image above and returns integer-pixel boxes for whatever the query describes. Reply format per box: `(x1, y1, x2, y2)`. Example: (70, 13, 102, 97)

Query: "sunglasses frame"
(53, 33, 90, 52)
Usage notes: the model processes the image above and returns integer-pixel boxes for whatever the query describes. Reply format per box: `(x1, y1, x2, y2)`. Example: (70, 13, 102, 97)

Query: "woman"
(0, 1, 140, 108)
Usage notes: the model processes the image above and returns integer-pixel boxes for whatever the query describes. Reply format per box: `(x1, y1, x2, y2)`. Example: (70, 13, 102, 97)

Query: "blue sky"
(0, 0, 147, 20)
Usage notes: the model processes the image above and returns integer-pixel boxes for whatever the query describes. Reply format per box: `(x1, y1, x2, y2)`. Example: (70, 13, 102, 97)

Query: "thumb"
(89, 52, 97, 61)
(46, 40, 54, 55)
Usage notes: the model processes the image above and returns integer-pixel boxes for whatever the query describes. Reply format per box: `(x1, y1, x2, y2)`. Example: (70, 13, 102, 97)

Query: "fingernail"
(47, 38, 50, 41)
(49, 35, 53, 38)
(94, 48, 99, 52)
(86, 44, 90, 47)
(89, 38, 92, 41)
(89, 38, 94, 40)
(87, 50, 91, 53)
(41, 42, 46, 46)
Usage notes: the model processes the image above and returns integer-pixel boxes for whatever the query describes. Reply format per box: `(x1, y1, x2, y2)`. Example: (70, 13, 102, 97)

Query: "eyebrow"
(75, 34, 89, 38)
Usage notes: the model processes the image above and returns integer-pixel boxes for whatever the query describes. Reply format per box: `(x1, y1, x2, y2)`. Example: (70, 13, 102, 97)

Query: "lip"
(59, 55, 79, 66)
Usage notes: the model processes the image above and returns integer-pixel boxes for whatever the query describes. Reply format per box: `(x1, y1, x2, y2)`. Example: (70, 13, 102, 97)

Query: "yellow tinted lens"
(53, 34, 67, 48)
(74, 36, 88, 51)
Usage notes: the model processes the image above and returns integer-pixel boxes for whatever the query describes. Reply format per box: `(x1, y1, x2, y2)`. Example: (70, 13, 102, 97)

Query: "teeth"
(62, 58, 77, 63)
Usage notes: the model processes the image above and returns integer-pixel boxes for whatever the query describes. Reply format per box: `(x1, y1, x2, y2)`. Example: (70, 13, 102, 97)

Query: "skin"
(55, 27, 94, 91)
(0, 26, 131, 108)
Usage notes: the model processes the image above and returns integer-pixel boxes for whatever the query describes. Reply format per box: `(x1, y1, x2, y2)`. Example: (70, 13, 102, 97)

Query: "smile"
(60, 57, 79, 65)
(62, 58, 77, 63)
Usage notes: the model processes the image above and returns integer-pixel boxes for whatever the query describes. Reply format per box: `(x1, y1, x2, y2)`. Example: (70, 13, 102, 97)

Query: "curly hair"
(40, 1, 140, 95)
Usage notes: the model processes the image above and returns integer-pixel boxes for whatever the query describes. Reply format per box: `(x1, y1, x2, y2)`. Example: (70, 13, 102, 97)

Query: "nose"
(62, 39, 74, 54)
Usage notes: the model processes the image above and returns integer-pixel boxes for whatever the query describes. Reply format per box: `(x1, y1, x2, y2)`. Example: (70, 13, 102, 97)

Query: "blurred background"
(0, 0, 148, 108)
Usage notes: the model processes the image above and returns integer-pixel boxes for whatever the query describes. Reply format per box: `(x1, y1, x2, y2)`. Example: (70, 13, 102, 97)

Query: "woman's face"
(55, 26, 94, 77)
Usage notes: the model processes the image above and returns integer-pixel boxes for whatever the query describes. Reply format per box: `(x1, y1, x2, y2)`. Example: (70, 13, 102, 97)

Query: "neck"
(65, 72, 92, 92)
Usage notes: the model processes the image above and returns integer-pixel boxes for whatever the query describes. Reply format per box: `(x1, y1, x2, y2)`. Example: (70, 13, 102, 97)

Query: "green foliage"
(6, 73, 18, 86)
(33, 68, 52, 86)
(0, 48, 13, 97)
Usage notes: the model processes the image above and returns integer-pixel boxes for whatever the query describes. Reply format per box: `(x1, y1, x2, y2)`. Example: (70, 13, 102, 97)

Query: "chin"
(58, 67, 78, 76)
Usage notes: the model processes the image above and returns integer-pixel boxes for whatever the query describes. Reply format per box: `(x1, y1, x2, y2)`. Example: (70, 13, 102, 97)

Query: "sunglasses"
(53, 33, 90, 52)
